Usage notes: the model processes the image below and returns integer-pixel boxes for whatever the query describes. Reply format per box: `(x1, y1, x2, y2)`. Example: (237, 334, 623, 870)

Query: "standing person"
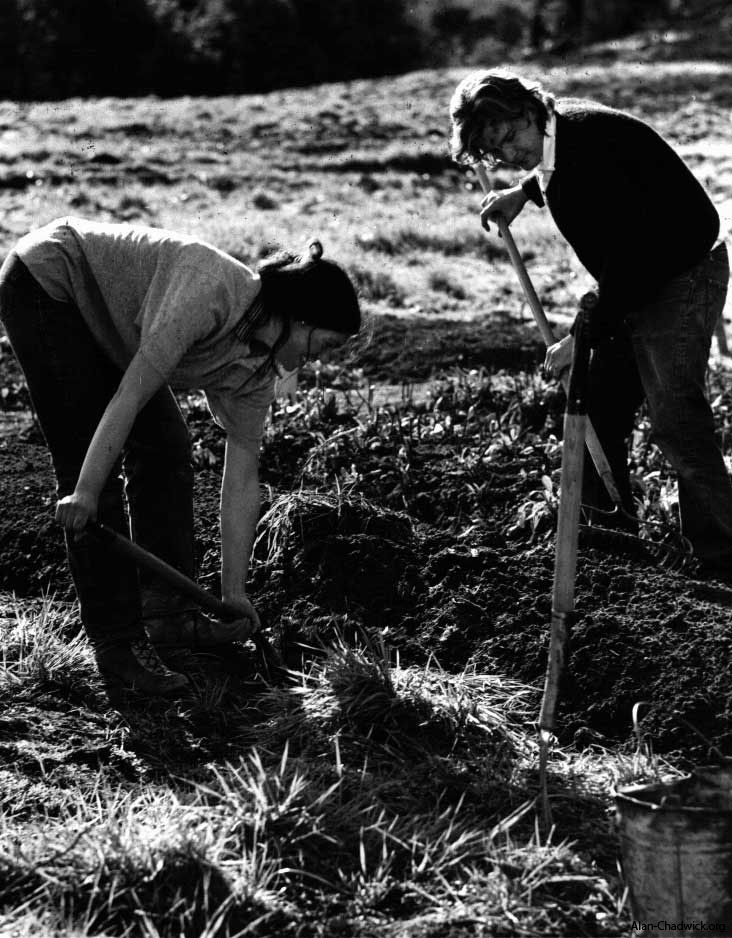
(449, 69, 732, 579)
(0, 217, 361, 697)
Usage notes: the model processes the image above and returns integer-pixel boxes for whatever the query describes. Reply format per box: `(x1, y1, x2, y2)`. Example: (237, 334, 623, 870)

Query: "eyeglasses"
(473, 116, 528, 164)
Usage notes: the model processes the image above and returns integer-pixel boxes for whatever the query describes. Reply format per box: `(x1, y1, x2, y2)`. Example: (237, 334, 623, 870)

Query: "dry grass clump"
(355, 223, 505, 261)
(257, 489, 413, 570)
(255, 637, 533, 773)
(0, 596, 97, 701)
(428, 269, 469, 300)
(0, 784, 284, 937)
(351, 265, 408, 306)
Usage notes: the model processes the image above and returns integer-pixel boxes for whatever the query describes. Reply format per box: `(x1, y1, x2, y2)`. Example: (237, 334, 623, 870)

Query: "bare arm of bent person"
(55, 351, 166, 532)
(219, 436, 263, 635)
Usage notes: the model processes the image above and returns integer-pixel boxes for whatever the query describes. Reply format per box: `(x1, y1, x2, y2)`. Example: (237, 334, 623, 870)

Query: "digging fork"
(537, 302, 592, 826)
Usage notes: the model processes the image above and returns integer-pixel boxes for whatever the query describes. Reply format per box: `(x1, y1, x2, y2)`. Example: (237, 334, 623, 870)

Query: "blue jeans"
(0, 253, 196, 645)
(583, 242, 732, 568)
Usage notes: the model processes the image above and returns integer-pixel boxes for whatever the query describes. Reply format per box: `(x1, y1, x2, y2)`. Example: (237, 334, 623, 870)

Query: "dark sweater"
(520, 99, 720, 344)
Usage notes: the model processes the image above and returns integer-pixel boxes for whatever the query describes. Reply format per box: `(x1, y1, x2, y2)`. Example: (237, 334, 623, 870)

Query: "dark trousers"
(0, 253, 195, 645)
(584, 242, 732, 567)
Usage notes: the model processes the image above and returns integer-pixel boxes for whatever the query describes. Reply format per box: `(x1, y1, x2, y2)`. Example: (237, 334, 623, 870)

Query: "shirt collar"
(537, 109, 556, 197)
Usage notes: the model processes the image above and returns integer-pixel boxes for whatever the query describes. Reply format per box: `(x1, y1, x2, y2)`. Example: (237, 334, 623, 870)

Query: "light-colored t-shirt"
(15, 217, 275, 443)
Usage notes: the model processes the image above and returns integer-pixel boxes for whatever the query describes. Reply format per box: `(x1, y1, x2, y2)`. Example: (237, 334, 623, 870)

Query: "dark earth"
(3, 314, 732, 765)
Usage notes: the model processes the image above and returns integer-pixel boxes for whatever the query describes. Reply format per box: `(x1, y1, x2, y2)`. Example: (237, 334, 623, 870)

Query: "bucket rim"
(614, 790, 732, 815)
(614, 768, 732, 815)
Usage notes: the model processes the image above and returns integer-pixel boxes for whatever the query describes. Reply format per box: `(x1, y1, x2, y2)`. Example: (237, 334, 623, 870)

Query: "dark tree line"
(0, 0, 422, 100)
(530, 0, 699, 47)
(0, 0, 711, 101)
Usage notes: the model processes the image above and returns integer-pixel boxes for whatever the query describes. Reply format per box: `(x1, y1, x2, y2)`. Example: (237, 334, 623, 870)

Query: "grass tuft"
(355, 224, 506, 261)
(0, 597, 95, 699)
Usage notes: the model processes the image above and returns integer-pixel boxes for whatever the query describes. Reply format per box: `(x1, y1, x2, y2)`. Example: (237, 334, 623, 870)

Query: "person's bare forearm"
(220, 483, 260, 600)
(75, 390, 139, 498)
(220, 442, 261, 603)
(56, 351, 166, 532)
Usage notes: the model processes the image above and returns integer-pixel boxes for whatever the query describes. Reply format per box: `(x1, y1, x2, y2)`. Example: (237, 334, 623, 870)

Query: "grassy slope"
(2, 13, 732, 937)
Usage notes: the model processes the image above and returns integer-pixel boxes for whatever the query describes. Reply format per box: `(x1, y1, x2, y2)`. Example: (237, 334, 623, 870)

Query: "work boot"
(144, 608, 249, 651)
(94, 636, 189, 698)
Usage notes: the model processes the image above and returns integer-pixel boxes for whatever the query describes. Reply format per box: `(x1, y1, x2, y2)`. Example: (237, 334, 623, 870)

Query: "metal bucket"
(615, 767, 732, 931)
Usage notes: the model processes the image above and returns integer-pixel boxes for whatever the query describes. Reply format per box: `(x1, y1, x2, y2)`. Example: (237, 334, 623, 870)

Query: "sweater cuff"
(521, 175, 544, 208)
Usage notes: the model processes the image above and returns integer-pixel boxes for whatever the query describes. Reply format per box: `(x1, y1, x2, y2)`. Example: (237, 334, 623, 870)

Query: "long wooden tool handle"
(87, 521, 244, 621)
(539, 310, 591, 733)
(474, 165, 622, 508)
(496, 216, 556, 346)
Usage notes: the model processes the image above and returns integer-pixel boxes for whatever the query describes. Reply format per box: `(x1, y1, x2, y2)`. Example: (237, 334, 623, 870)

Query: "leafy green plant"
(508, 473, 559, 542)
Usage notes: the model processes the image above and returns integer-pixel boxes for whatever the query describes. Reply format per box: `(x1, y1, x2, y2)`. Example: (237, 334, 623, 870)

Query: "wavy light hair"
(449, 69, 553, 166)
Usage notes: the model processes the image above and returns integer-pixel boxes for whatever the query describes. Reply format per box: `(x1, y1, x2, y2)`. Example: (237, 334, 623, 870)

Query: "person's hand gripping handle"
(544, 292, 599, 379)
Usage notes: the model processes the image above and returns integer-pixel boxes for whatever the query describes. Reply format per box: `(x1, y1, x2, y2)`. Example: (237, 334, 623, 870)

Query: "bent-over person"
(0, 217, 361, 698)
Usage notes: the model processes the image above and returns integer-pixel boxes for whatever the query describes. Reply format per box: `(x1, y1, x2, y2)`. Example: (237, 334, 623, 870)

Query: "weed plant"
(258, 359, 710, 550)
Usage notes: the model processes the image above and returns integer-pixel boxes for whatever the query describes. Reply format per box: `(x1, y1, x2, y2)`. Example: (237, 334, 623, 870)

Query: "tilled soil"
(3, 360, 732, 762)
(251, 473, 732, 759)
